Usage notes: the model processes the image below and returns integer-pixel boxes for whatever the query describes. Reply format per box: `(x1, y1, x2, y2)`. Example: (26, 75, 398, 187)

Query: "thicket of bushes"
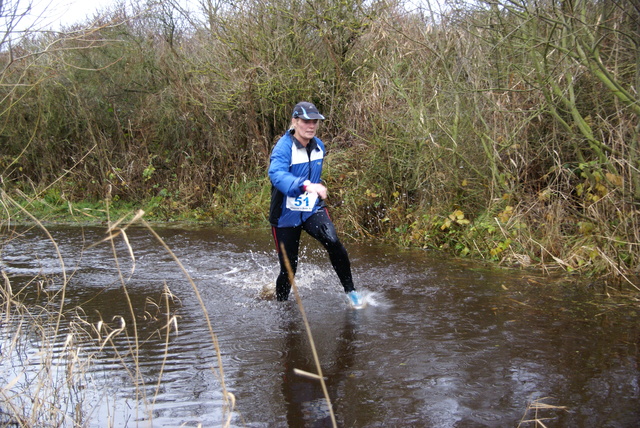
(2, 0, 639, 288)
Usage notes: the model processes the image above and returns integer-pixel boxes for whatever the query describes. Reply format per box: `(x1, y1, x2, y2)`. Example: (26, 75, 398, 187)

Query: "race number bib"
(286, 192, 319, 212)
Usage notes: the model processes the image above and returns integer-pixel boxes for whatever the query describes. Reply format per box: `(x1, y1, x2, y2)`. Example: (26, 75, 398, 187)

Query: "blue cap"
(292, 102, 325, 120)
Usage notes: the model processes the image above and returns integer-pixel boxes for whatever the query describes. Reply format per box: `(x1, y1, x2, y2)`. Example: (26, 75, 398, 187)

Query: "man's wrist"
(302, 180, 311, 192)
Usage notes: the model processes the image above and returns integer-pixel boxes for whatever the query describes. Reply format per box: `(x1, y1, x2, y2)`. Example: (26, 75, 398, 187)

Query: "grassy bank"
(3, 182, 639, 296)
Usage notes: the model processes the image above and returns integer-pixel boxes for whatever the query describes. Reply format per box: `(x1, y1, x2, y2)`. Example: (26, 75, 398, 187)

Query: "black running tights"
(272, 209, 355, 301)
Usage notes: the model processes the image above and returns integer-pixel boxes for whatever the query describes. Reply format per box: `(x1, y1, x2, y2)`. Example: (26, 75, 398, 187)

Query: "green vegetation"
(2, 0, 639, 289)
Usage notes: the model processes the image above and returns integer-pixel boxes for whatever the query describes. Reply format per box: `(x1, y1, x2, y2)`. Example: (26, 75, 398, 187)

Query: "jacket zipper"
(301, 143, 313, 222)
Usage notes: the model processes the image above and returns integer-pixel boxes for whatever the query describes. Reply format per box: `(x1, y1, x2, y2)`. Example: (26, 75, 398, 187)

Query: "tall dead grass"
(0, 192, 235, 426)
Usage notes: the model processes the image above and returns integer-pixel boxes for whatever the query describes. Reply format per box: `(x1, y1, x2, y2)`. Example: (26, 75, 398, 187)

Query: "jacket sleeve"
(268, 138, 305, 197)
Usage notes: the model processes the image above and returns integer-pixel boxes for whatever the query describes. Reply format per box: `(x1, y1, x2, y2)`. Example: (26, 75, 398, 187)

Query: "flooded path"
(1, 225, 638, 427)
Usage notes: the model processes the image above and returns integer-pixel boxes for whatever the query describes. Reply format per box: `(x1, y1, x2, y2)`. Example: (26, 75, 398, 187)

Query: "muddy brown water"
(1, 225, 638, 427)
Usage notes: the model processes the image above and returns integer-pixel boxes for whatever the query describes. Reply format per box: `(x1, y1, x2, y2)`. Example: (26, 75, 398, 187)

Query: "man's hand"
(305, 183, 327, 200)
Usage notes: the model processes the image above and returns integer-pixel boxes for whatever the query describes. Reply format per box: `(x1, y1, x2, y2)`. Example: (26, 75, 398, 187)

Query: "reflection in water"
(278, 308, 362, 428)
(0, 225, 639, 427)
(281, 313, 332, 427)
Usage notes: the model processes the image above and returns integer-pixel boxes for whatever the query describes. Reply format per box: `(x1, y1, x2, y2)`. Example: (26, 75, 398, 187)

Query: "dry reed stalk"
(102, 202, 148, 422)
(133, 213, 235, 425)
(280, 243, 338, 428)
(517, 397, 567, 427)
(2, 269, 12, 323)
(0, 191, 69, 329)
(0, 191, 91, 425)
(1, 197, 235, 426)
(0, 282, 94, 426)
(150, 282, 177, 410)
(100, 204, 236, 424)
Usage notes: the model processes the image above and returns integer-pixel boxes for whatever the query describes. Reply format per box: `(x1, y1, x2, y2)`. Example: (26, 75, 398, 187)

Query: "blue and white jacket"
(268, 130, 325, 227)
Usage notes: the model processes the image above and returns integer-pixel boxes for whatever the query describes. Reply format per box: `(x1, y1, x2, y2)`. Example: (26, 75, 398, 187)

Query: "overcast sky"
(6, 0, 439, 36)
(4, 0, 134, 34)
(6, 0, 207, 33)
(37, 0, 120, 28)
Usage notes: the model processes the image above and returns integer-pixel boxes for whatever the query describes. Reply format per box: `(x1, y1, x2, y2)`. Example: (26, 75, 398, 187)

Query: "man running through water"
(268, 101, 364, 308)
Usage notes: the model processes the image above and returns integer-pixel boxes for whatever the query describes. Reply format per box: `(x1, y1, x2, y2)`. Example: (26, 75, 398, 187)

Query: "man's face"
(294, 118, 319, 143)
